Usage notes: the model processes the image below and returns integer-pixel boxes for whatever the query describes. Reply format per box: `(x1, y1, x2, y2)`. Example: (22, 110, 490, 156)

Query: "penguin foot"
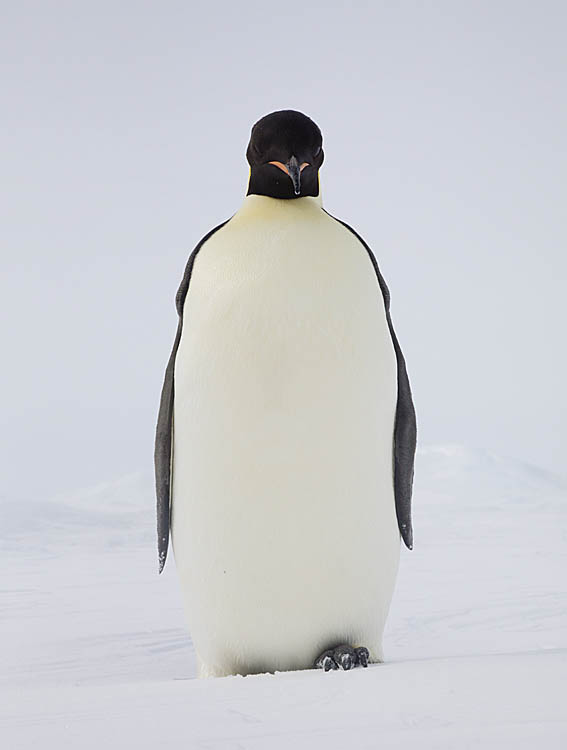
(314, 645, 370, 671)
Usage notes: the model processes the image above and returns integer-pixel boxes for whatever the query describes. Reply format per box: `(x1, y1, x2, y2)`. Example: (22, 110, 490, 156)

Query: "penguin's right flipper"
(154, 220, 230, 573)
(154, 320, 181, 574)
(323, 211, 417, 550)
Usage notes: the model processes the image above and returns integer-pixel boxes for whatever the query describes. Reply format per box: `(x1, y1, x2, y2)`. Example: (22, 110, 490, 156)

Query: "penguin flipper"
(155, 320, 181, 573)
(155, 221, 230, 573)
(323, 212, 417, 550)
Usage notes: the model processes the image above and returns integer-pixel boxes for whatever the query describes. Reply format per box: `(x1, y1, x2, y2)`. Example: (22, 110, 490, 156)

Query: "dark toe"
(355, 646, 369, 667)
(333, 645, 357, 671)
(315, 650, 338, 671)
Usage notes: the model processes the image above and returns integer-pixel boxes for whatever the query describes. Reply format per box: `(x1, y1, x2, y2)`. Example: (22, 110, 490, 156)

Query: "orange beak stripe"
(268, 161, 310, 175)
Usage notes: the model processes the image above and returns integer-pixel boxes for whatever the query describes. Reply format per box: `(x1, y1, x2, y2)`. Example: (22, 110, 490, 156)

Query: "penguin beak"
(268, 156, 309, 196)
(285, 156, 302, 195)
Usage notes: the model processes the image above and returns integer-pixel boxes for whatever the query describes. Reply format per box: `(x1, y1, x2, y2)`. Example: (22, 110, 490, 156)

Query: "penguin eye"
(313, 145, 321, 157)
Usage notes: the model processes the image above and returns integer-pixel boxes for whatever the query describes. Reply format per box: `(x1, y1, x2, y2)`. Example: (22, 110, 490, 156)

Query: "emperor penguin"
(155, 110, 416, 678)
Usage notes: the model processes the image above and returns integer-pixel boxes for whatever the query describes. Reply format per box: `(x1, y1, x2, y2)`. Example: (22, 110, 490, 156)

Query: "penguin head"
(246, 110, 324, 199)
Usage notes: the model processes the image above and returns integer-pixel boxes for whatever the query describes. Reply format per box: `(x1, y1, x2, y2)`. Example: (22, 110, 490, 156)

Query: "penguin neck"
(237, 193, 323, 221)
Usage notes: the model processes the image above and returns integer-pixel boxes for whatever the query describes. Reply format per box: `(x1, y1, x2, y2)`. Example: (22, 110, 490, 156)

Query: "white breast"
(172, 195, 399, 677)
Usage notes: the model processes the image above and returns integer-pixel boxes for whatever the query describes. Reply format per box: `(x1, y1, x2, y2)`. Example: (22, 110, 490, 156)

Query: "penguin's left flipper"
(154, 220, 231, 573)
(315, 645, 370, 671)
(323, 212, 417, 551)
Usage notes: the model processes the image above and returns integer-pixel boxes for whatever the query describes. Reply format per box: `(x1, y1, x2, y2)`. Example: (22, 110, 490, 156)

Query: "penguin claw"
(355, 646, 369, 668)
(315, 650, 338, 671)
(315, 644, 371, 671)
(334, 645, 356, 671)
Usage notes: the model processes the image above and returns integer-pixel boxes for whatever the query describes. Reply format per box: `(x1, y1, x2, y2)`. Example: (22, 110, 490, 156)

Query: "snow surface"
(2, 445, 566, 748)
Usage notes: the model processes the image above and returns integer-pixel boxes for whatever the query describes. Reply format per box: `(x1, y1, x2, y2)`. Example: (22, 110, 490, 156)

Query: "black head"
(246, 110, 324, 199)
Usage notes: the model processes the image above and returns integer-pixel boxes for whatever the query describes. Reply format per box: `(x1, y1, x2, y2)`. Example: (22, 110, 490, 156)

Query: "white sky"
(2, 1, 566, 500)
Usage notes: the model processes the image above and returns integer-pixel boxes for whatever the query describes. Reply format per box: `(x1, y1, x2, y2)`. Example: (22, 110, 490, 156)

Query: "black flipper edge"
(154, 220, 230, 573)
(323, 211, 417, 549)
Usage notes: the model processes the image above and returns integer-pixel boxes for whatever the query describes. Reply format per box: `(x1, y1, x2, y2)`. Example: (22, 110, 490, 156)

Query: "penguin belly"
(172, 195, 400, 677)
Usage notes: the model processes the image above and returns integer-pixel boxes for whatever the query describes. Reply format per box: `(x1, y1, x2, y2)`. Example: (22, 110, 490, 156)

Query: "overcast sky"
(2, 1, 566, 501)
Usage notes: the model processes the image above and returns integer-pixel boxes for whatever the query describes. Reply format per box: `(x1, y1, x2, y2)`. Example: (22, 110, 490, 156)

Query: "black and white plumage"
(155, 110, 416, 677)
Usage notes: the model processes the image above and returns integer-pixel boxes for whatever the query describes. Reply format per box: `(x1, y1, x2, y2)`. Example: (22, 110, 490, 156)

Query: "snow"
(2, 445, 566, 748)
